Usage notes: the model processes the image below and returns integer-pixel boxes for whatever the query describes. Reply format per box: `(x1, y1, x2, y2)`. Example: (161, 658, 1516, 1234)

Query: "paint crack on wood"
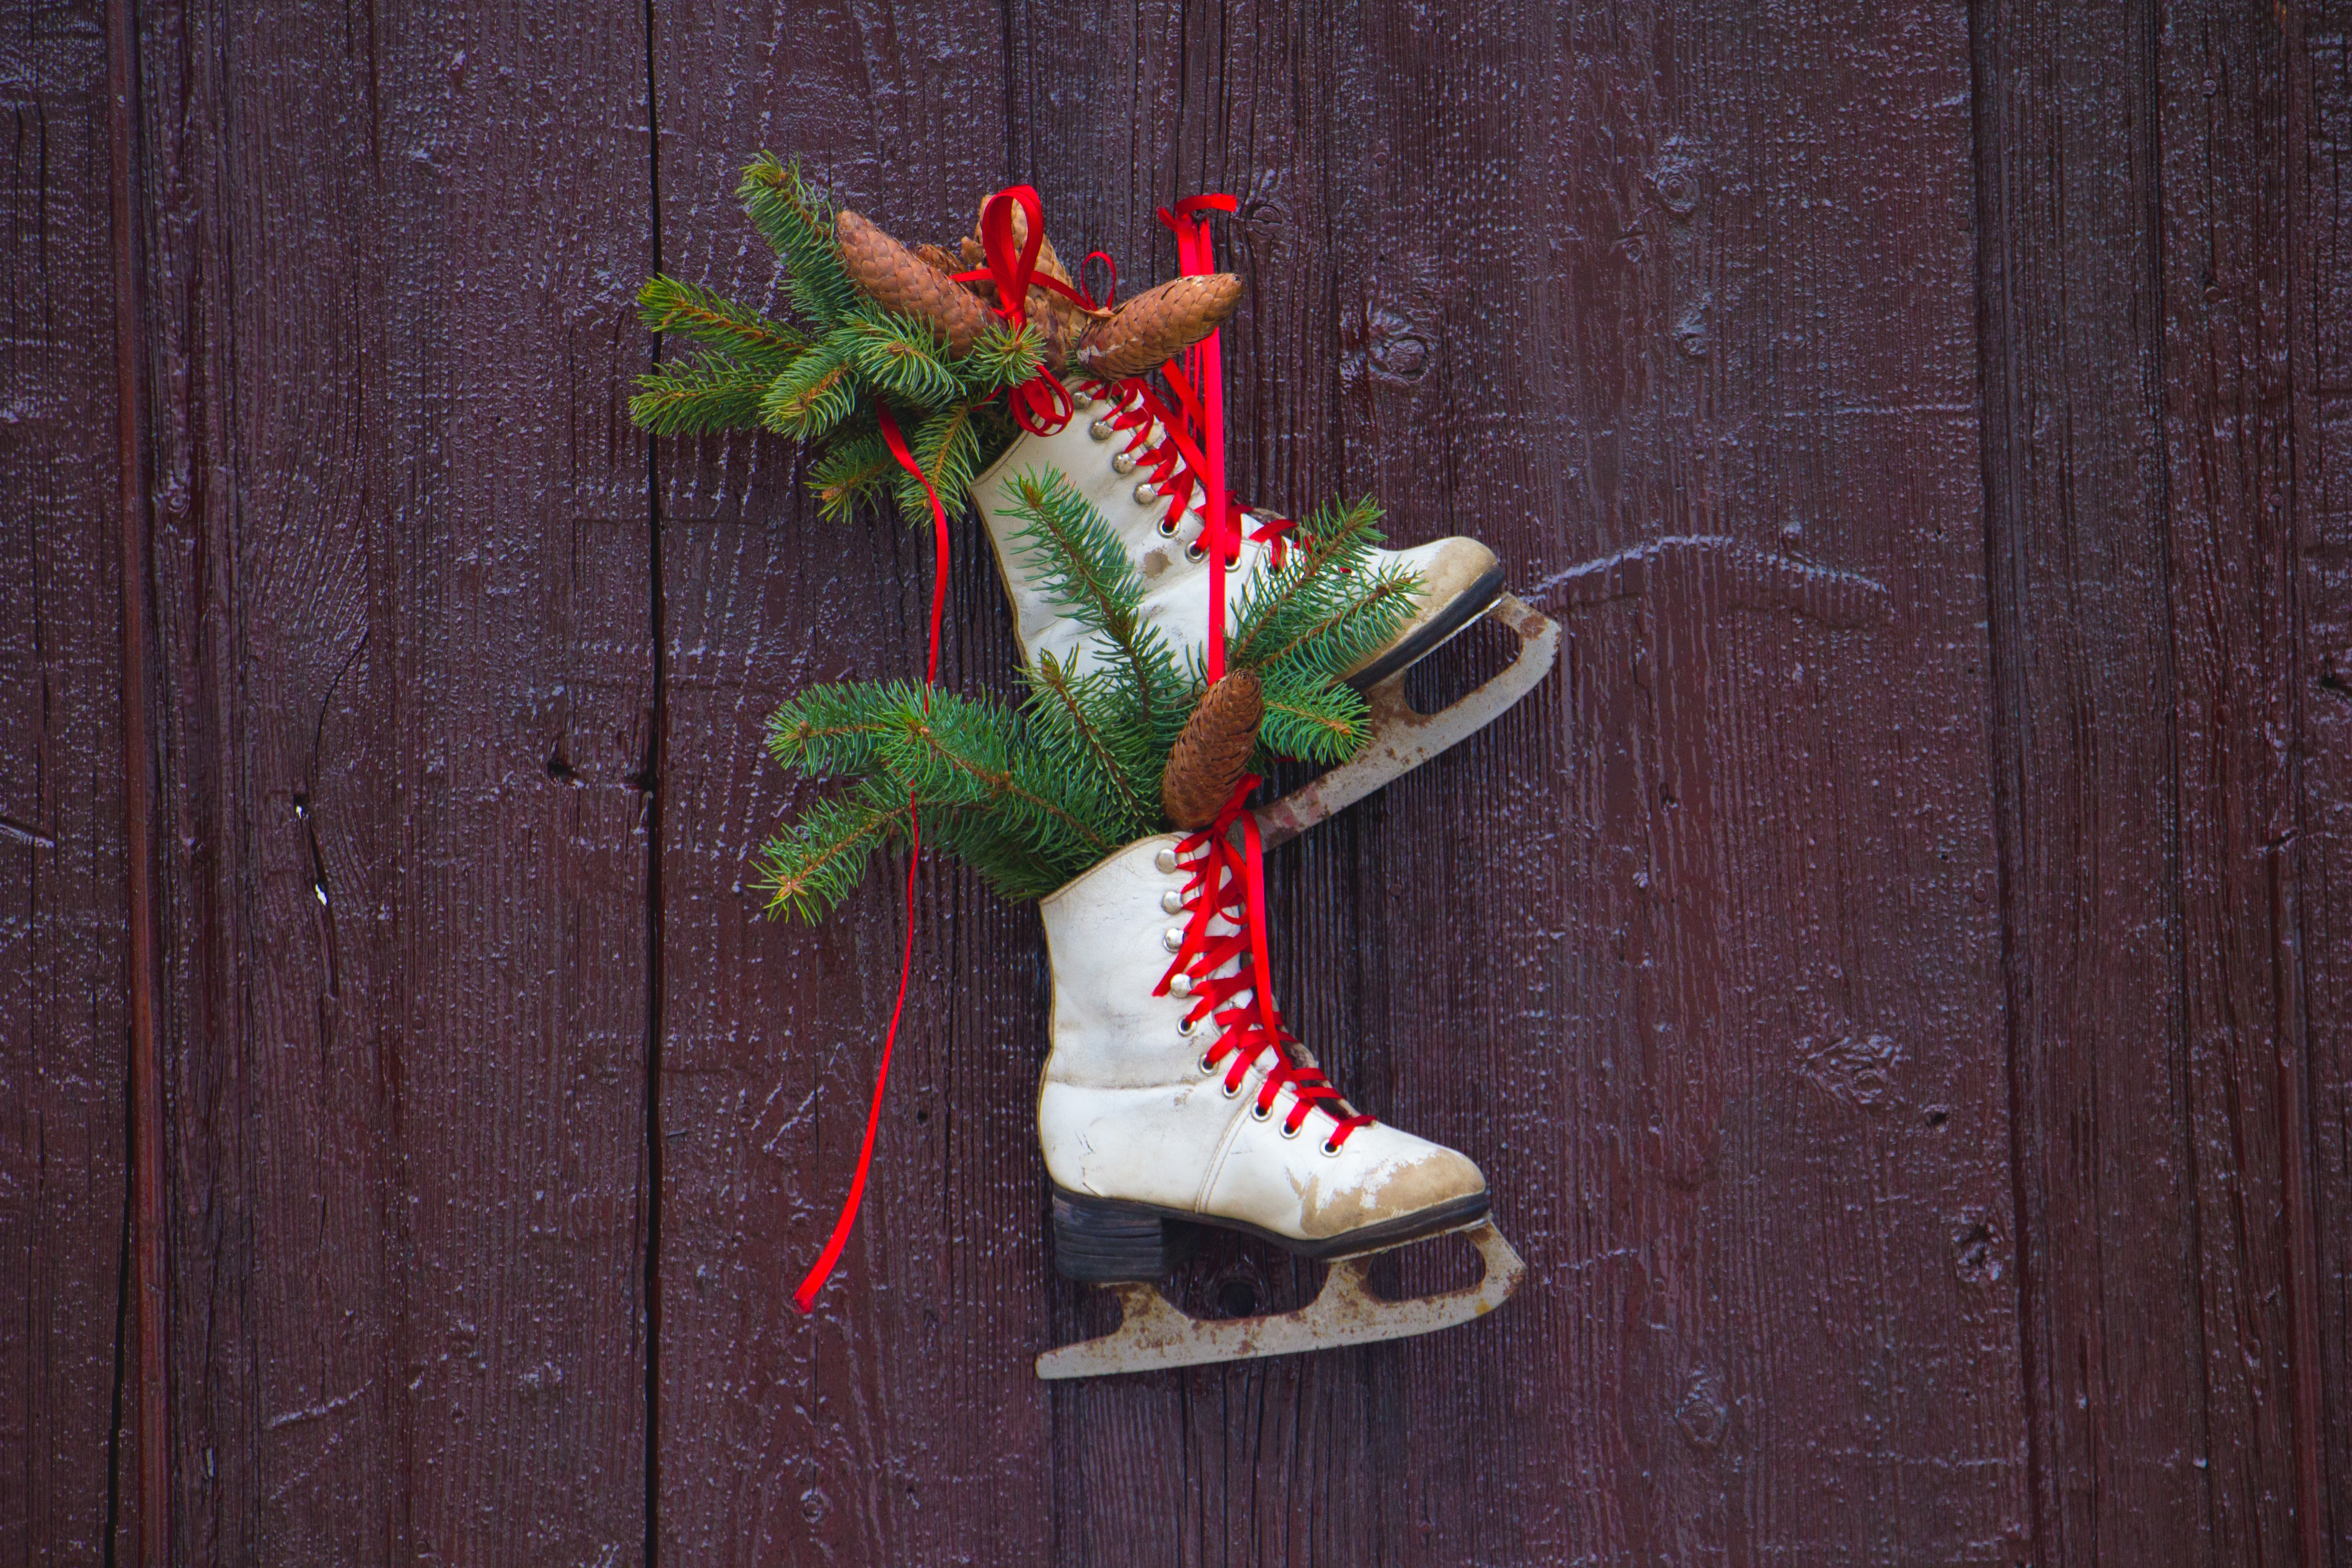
(1528, 534, 1893, 629)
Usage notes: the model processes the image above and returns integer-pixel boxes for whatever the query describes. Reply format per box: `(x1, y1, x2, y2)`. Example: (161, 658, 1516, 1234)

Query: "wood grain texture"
(0, 6, 130, 1563)
(1981, 0, 2337, 1562)
(2297, 9, 2352, 1557)
(1298, 1, 2029, 1560)
(10, 0, 2347, 1563)
(127, 4, 655, 1563)
(647, 5, 1055, 1564)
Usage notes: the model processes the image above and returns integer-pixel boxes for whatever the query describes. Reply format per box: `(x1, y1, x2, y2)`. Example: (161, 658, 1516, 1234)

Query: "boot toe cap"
(1394, 536, 1501, 611)
(1297, 1135, 1488, 1241)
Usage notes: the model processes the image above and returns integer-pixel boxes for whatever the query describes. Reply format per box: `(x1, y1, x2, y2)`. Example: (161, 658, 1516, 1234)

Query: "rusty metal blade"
(1034, 1220, 1526, 1380)
(1254, 593, 1560, 850)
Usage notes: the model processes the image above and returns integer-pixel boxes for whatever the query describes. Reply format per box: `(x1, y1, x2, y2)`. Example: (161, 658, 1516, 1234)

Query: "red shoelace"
(1152, 782, 1375, 1151)
(1078, 374, 1301, 570)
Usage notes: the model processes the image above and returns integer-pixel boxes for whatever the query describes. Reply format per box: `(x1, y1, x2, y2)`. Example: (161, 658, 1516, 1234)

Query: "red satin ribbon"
(951, 185, 1107, 436)
(792, 403, 951, 1313)
(1147, 195, 1364, 1150)
(1158, 195, 1237, 678)
(1077, 250, 1118, 311)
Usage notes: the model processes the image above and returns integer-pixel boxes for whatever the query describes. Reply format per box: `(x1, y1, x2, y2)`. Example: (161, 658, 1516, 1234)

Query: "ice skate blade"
(1256, 593, 1559, 850)
(1034, 1219, 1525, 1380)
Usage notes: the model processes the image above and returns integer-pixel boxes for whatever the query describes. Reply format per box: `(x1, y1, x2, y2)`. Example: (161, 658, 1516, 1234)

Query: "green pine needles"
(754, 472, 1418, 921)
(632, 152, 1425, 921)
(631, 154, 1036, 530)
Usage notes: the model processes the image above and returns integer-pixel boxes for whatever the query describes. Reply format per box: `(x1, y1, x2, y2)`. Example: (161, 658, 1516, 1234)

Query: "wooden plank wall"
(1, 4, 132, 1562)
(0, 1, 2342, 1564)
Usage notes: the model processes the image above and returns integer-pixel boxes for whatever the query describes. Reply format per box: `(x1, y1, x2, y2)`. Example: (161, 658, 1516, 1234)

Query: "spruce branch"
(809, 431, 897, 523)
(629, 353, 773, 435)
(754, 781, 912, 923)
(956, 320, 1046, 395)
(878, 691, 1117, 859)
(1257, 664, 1376, 764)
(1022, 652, 1156, 835)
(888, 401, 986, 531)
(837, 311, 962, 407)
(636, 275, 805, 369)
(765, 681, 911, 778)
(738, 153, 862, 328)
(999, 468, 1184, 737)
(1244, 565, 1421, 682)
(921, 804, 1090, 902)
(760, 339, 859, 440)
(1226, 495, 1401, 671)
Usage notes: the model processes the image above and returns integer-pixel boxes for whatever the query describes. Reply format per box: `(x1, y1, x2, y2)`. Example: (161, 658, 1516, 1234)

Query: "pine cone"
(834, 209, 986, 355)
(1161, 670, 1264, 829)
(915, 242, 961, 278)
(1075, 274, 1244, 380)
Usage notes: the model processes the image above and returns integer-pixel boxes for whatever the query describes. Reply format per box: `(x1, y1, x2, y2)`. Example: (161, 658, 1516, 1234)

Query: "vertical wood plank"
(1974, 0, 2216, 1559)
(131, 4, 656, 1562)
(1982, 0, 2336, 1560)
(0, 6, 129, 1563)
(2155, 5, 2324, 1558)
(2293, 10, 2352, 1560)
(647, 5, 1053, 1564)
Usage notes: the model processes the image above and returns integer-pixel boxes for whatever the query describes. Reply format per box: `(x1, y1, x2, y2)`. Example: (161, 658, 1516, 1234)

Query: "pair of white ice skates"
(970, 383, 1556, 1377)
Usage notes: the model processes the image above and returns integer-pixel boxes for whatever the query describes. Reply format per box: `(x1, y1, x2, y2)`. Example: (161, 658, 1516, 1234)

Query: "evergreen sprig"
(629, 352, 774, 436)
(750, 470, 1426, 921)
(757, 681, 1122, 917)
(629, 154, 1026, 538)
(640, 152, 1435, 924)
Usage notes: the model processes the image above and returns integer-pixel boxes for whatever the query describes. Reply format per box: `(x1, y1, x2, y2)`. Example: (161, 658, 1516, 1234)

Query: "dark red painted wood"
(8, 1, 2347, 1563)
(126, 4, 656, 1563)
(2296, 10, 2352, 1557)
(647, 7, 1057, 1563)
(1981, 2, 2336, 1562)
(0, 7, 131, 1563)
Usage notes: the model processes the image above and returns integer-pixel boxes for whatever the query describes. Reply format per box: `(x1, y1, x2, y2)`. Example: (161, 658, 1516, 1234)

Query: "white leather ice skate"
(1031, 817, 1524, 1378)
(970, 383, 1559, 848)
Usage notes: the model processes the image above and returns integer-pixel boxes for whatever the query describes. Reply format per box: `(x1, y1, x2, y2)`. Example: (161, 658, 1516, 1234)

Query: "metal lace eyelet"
(1162, 927, 1184, 953)
(1198, 1054, 1217, 1076)
(1185, 541, 1207, 564)
(1161, 889, 1186, 914)
(1156, 516, 1179, 538)
(1221, 1077, 1244, 1100)
(1177, 1016, 1199, 1039)
(1319, 1137, 1344, 1157)
(1155, 847, 1179, 873)
(1112, 451, 1137, 475)
(1250, 1102, 1273, 1122)
(1089, 418, 1116, 441)
(1279, 1118, 1303, 1140)
(1133, 482, 1158, 506)
(1169, 972, 1193, 998)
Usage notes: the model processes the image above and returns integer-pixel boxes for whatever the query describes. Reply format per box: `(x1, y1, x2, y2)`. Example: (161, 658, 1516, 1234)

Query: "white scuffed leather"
(1035, 835, 1487, 1243)
(970, 406, 1147, 655)
(970, 416, 1499, 682)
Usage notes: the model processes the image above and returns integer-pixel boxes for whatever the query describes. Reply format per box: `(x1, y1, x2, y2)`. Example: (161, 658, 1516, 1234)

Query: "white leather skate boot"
(970, 383, 1506, 687)
(971, 386, 1561, 847)
(1032, 817, 1525, 1377)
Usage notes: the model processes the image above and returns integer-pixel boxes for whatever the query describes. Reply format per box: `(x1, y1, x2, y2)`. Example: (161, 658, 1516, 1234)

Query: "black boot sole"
(1050, 1186, 1493, 1284)
(1343, 562, 1509, 693)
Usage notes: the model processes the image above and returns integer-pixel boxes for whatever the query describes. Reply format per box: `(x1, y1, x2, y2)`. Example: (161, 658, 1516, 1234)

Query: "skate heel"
(1051, 1192, 1199, 1283)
